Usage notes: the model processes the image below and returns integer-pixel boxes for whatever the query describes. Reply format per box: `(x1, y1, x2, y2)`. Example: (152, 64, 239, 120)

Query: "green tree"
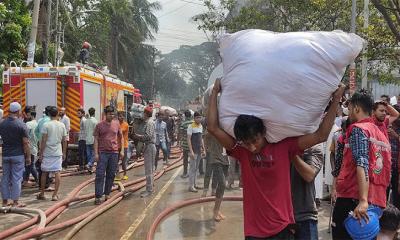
(160, 42, 220, 94)
(0, 0, 31, 64)
(371, 0, 400, 41)
(194, 0, 400, 83)
(61, 0, 160, 81)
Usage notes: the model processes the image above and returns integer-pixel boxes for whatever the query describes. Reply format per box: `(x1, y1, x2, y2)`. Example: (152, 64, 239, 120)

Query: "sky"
(147, 0, 213, 54)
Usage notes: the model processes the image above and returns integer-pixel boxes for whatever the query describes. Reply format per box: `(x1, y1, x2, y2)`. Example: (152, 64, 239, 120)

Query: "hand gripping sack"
(217, 29, 364, 143)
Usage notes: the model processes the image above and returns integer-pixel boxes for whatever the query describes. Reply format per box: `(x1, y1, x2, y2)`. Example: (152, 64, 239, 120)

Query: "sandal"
(36, 194, 46, 200)
(12, 203, 26, 208)
(51, 195, 59, 201)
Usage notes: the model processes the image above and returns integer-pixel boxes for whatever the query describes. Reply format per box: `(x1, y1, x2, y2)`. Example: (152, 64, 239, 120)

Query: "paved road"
(0, 157, 334, 240)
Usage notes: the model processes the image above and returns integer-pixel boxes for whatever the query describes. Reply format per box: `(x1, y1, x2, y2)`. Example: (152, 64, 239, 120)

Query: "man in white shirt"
(37, 106, 67, 201)
(85, 107, 98, 173)
(23, 107, 39, 187)
(77, 108, 87, 171)
(59, 107, 70, 169)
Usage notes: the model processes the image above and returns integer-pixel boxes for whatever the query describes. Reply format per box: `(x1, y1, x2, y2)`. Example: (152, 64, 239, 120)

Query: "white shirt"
(26, 119, 38, 156)
(60, 115, 71, 141)
(78, 117, 86, 141)
(84, 117, 98, 145)
(41, 120, 67, 157)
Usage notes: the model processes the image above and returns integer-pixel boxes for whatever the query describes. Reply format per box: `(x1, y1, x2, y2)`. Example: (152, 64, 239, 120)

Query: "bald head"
(60, 107, 66, 117)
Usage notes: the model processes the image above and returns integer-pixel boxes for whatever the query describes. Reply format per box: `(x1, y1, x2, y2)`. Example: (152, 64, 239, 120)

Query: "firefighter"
(79, 42, 91, 64)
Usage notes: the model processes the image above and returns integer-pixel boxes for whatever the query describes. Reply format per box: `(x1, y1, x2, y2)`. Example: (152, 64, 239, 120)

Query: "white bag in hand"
(217, 29, 364, 143)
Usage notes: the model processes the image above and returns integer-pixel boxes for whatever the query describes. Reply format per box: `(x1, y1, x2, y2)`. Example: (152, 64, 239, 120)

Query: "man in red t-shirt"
(207, 79, 345, 239)
(372, 100, 399, 138)
(93, 106, 124, 205)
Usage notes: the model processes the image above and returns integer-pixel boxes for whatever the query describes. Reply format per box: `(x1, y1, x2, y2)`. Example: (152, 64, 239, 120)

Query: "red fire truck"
(2, 63, 142, 143)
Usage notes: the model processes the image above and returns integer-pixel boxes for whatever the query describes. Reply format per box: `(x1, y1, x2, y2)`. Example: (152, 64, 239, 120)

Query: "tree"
(160, 42, 220, 94)
(0, 0, 31, 64)
(52, 0, 160, 81)
(194, 0, 400, 83)
(371, 0, 400, 42)
(134, 42, 220, 106)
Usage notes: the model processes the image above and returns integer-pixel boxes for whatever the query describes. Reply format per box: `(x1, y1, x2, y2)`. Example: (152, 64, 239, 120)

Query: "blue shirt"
(155, 120, 168, 144)
(0, 117, 28, 157)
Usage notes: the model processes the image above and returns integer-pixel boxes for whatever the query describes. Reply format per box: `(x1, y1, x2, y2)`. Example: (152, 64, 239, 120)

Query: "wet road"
(0, 154, 333, 240)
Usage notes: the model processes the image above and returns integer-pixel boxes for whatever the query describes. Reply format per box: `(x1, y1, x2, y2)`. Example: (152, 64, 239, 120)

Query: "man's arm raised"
(207, 79, 236, 151)
(387, 104, 399, 125)
(298, 84, 346, 151)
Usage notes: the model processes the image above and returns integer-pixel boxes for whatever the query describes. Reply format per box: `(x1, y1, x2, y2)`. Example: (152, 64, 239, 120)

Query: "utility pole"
(43, 0, 52, 64)
(361, 0, 369, 89)
(150, 48, 156, 100)
(54, 0, 59, 66)
(27, 0, 41, 66)
(349, 0, 357, 95)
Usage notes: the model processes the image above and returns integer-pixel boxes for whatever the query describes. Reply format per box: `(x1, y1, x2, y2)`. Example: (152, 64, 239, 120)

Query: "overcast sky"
(147, 0, 212, 54)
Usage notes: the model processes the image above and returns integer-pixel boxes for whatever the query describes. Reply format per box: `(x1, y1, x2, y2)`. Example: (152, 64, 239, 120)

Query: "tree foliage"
(371, 0, 400, 42)
(59, 0, 160, 80)
(0, 0, 31, 64)
(139, 42, 220, 106)
(194, 0, 400, 83)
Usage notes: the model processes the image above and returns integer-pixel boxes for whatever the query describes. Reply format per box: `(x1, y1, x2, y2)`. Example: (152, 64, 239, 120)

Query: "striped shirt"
(179, 120, 193, 151)
(332, 127, 369, 179)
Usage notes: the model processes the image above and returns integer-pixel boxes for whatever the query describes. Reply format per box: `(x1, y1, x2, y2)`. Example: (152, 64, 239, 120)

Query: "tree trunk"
(110, 20, 119, 75)
(371, 0, 400, 42)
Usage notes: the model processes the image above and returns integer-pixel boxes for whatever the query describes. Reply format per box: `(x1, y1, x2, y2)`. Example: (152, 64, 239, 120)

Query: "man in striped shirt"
(178, 110, 193, 178)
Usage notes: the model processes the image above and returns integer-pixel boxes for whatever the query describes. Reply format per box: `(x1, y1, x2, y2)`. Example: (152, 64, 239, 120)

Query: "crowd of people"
(204, 78, 400, 240)
(6, 83, 400, 239)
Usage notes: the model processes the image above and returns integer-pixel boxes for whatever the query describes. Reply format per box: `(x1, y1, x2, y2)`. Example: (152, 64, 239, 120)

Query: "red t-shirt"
(229, 137, 300, 238)
(372, 116, 389, 139)
(94, 120, 122, 153)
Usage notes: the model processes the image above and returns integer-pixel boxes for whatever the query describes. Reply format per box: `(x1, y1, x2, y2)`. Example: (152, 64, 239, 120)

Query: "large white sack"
(160, 106, 177, 115)
(207, 64, 223, 88)
(217, 29, 364, 143)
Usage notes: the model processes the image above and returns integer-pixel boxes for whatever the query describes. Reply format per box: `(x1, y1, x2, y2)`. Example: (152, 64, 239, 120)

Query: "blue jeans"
(95, 152, 118, 198)
(23, 155, 38, 182)
(1, 155, 25, 200)
(86, 144, 95, 168)
(155, 141, 168, 169)
(295, 220, 318, 240)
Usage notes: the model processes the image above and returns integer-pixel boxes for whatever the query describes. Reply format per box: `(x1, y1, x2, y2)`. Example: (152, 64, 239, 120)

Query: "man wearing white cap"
(0, 102, 31, 207)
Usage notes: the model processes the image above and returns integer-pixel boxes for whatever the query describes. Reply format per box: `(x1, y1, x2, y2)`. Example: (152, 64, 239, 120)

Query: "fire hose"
(0, 207, 46, 229)
(13, 156, 183, 240)
(0, 149, 182, 239)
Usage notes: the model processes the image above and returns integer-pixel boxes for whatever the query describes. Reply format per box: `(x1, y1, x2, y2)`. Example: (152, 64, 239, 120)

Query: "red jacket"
(337, 118, 391, 208)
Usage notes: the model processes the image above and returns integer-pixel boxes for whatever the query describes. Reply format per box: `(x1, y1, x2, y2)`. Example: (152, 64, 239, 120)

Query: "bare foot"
(218, 212, 226, 220)
(214, 214, 223, 222)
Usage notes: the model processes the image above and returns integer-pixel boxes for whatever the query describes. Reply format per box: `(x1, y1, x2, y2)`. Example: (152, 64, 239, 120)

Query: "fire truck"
(2, 63, 142, 143)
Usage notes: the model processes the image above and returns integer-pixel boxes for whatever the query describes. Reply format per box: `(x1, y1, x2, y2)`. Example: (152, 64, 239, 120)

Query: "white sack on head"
(131, 103, 145, 119)
(160, 106, 177, 115)
(215, 29, 364, 143)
